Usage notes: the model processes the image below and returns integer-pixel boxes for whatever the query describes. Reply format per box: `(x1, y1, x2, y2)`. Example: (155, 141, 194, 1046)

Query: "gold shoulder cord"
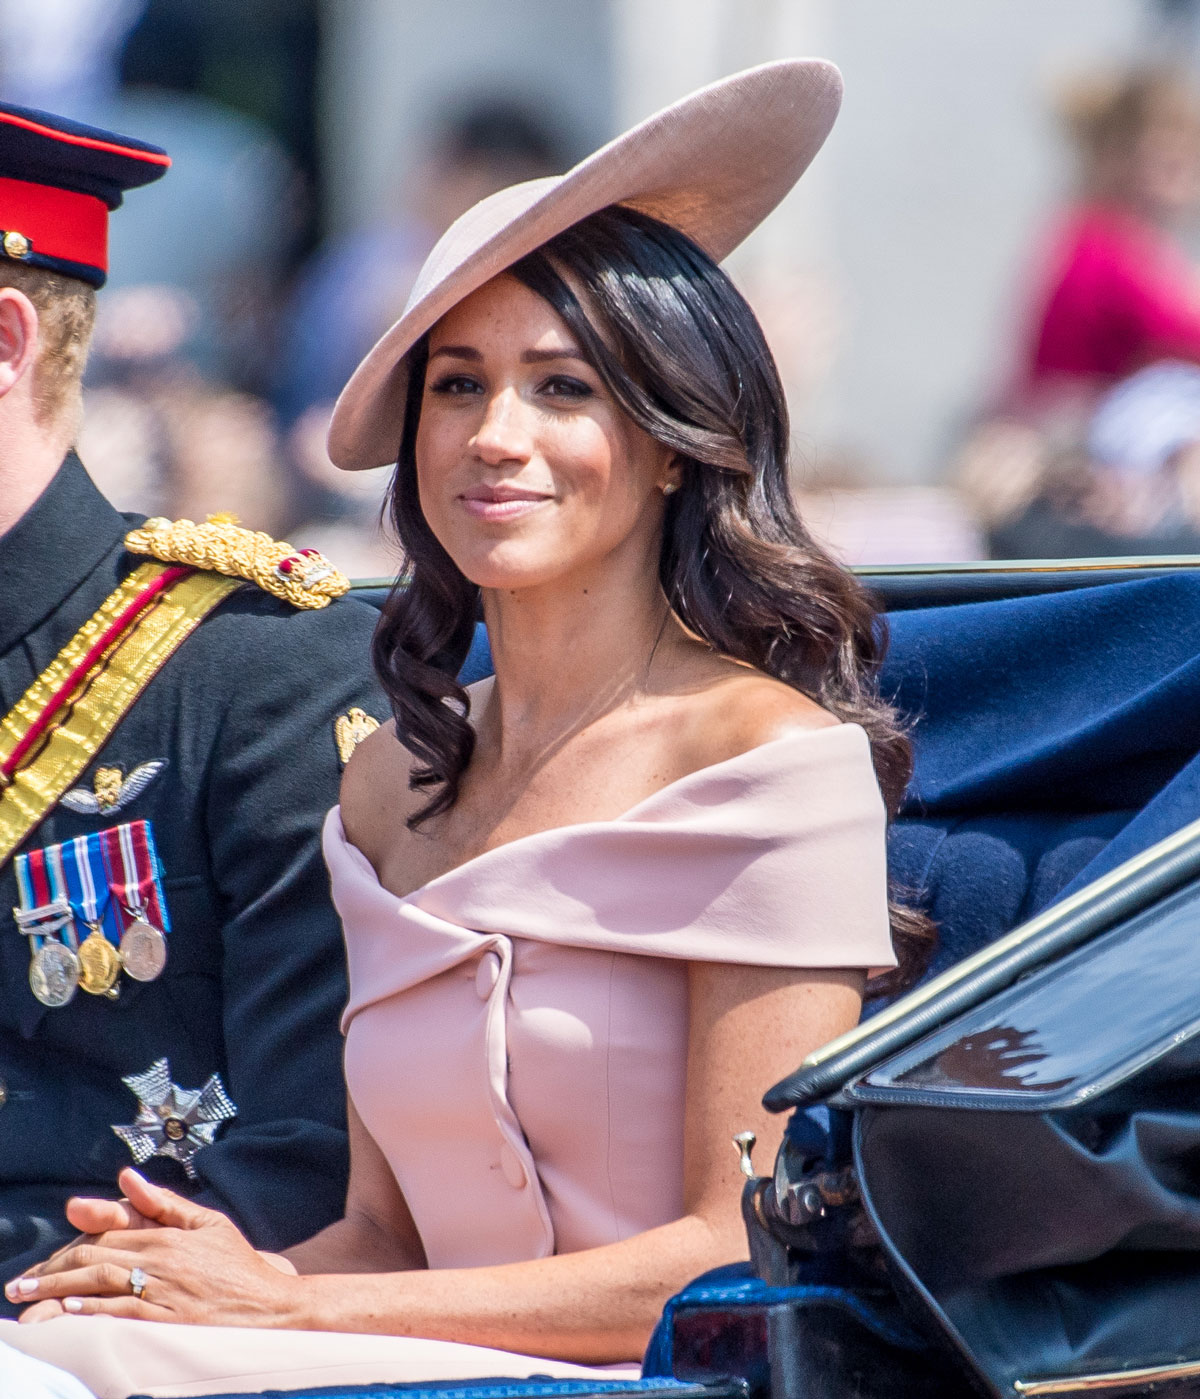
(0, 565, 240, 863)
(125, 515, 349, 610)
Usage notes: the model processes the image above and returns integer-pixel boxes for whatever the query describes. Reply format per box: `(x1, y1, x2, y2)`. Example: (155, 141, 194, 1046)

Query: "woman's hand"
(5, 1181, 160, 1320)
(6, 1168, 305, 1328)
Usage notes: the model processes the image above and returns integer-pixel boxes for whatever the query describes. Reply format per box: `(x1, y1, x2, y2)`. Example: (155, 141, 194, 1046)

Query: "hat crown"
(0, 101, 169, 286)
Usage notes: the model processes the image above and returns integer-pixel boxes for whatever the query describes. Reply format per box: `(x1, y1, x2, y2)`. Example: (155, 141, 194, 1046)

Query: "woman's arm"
(12, 963, 861, 1363)
(284, 1098, 427, 1275)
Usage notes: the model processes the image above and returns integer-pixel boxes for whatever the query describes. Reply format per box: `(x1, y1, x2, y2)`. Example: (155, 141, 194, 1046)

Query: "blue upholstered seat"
(883, 574, 1200, 977)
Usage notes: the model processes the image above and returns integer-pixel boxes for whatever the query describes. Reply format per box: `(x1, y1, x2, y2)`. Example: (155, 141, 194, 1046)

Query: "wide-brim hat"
(328, 58, 843, 471)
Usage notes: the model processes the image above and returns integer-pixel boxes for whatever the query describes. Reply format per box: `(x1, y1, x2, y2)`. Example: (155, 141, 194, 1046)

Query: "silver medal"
(29, 940, 80, 1008)
(119, 918, 167, 982)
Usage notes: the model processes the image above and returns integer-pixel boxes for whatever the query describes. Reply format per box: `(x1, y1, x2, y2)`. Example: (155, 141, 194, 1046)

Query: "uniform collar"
(0, 452, 130, 656)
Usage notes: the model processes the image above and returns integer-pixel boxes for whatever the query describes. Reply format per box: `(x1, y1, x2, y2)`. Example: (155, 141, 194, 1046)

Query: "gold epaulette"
(124, 514, 350, 611)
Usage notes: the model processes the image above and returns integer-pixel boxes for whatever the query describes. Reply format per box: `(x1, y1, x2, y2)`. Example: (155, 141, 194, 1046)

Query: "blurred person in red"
(1020, 67, 1200, 408)
(956, 67, 1200, 557)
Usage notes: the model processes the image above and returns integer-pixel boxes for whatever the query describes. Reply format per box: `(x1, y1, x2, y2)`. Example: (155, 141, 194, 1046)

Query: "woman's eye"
(541, 375, 594, 400)
(428, 374, 482, 396)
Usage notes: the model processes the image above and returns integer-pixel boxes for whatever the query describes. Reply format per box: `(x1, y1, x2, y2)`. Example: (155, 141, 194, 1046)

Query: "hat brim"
(328, 58, 842, 471)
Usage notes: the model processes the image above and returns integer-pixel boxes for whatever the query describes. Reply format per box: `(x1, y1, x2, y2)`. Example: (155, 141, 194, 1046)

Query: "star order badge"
(334, 707, 380, 766)
(111, 1057, 237, 1179)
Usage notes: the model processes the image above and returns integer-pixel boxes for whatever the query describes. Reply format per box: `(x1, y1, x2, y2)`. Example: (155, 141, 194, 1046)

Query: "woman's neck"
(478, 555, 674, 762)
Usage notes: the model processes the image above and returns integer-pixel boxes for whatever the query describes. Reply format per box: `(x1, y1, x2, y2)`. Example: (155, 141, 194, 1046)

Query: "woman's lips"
(458, 487, 553, 520)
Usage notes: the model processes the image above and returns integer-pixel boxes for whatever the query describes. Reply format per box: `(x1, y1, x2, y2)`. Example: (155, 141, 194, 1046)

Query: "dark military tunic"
(0, 455, 388, 1313)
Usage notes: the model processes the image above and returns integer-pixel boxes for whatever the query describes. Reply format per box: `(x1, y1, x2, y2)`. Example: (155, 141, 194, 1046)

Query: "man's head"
(0, 101, 170, 441)
(0, 103, 167, 529)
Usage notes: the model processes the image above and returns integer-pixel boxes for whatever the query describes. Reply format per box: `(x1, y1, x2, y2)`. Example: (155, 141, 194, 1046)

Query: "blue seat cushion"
(881, 575, 1200, 972)
(887, 811, 1132, 977)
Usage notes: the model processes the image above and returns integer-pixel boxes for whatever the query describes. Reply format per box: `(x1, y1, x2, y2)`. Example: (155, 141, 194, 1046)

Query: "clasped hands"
(4, 1166, 301, 1327)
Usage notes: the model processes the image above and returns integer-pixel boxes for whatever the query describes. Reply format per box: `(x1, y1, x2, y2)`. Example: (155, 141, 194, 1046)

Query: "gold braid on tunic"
(124, 514, 350, 611)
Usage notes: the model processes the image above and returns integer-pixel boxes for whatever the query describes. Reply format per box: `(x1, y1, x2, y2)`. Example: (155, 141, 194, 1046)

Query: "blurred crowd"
(0, 0, 572, 578)
(954, 65, 1200, 560)
(13, 2, 1200, 570)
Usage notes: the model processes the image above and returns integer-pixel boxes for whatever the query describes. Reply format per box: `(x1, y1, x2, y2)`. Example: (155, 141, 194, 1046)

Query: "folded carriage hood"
(848, 874, 1200, 1395)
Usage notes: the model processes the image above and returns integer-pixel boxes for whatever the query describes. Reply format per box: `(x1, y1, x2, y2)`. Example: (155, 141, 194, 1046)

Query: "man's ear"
(0, 288, 39, 402)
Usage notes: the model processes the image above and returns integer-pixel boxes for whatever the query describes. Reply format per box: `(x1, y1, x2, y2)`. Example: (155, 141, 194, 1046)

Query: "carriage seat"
(881, 573, 1200, 979)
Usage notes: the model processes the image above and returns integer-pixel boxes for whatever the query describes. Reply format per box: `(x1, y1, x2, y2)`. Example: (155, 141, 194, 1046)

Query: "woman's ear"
(0, 288, 40, 403)
(660, 456, 684, 497)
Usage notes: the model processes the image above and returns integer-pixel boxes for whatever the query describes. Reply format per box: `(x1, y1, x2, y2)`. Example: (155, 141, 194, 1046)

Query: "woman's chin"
(455, 549, 574, 593)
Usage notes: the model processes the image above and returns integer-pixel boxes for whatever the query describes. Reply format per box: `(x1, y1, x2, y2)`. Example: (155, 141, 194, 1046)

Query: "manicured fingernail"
(63, 1298, 82, 1312)
(17, 1278, 37, 1295)
(3, 1281, 16, 1298)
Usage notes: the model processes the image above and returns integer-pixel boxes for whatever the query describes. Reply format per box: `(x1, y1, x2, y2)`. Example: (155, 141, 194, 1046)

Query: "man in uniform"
(0, 103, 389, 1314)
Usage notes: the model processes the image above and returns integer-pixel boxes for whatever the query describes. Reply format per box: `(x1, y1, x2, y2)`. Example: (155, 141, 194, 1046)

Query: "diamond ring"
(129, 1266, 148, 1299)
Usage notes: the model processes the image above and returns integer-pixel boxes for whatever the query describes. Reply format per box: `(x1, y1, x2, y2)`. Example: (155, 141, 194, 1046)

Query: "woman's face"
(414, 272, 677, 592)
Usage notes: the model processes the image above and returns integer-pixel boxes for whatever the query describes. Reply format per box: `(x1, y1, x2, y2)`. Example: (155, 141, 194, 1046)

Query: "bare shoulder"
(668, 647, 840, 775)
(712, 667, 839, 746)
(339, 719, 418, 868)
(338, 678, 492, 869)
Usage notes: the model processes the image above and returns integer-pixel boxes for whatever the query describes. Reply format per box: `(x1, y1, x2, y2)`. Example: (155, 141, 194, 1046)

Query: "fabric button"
(499, 1142, 527, 1189)
(475, 951, 501, 1000)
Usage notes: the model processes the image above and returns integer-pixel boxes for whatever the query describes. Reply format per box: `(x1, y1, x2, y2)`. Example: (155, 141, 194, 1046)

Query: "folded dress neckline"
(337, 720, 860, 903)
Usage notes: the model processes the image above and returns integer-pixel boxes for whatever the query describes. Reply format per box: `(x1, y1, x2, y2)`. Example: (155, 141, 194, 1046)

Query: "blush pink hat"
(328, 58, 843, 471)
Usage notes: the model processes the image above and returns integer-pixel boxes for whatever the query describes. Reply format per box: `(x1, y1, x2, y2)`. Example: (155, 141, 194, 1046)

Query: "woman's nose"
(470, 389, 533, 466)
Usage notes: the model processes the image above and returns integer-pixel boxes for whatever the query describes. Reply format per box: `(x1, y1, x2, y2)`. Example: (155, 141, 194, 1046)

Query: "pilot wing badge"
(112, 1057, 237, 1179)
(60, 761, 165, 816)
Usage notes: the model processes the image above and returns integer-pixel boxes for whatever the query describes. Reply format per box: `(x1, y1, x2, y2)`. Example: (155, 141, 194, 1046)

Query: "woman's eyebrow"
(428, 344, 482, 362)
(520, 347, 588, 363)
(426, 345, 586, 364)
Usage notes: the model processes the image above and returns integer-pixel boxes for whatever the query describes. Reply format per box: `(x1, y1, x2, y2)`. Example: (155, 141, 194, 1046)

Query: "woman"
(2, 59, 929, 1397)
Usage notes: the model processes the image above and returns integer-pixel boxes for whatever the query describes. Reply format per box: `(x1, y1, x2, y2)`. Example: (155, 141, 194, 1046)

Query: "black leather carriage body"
(847, 864, 1200, 1397)
(757, 789, 1200, 1398)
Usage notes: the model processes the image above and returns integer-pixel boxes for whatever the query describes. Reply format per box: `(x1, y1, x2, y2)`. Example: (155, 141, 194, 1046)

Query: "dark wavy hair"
(373, 205, 934, 991)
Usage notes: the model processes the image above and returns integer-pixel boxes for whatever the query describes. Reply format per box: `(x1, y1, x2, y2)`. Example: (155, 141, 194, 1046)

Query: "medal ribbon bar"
(103, 821, 170, 932)
(60, 832, 117, 940)
(15, 844, 81, 1007)
(100, 821, 169, 982)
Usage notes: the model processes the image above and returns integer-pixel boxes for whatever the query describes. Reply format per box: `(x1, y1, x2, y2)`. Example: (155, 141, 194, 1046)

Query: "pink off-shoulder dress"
(3, 725, 894, 1399)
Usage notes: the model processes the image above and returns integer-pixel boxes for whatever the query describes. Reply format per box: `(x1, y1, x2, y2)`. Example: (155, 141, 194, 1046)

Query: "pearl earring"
(661, 482, 679, 496)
